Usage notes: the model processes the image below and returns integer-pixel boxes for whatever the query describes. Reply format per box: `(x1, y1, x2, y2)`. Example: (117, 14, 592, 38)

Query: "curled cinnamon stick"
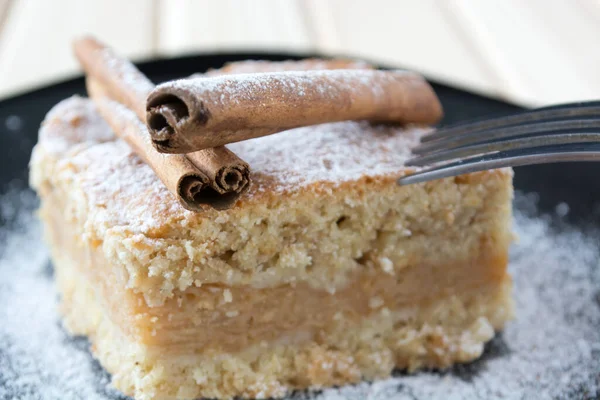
(88, 79, 248, 211)
(73, 36, 250, 211)
(146, 69, 443, 153)
(89, 81, 207, 211)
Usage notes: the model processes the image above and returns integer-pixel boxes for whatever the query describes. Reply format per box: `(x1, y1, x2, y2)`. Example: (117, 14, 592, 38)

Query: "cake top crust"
(32, 96, 427, 234)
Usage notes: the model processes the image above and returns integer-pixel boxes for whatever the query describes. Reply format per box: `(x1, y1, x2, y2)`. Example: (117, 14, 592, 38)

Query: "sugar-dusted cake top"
(31, 96, 427, 233)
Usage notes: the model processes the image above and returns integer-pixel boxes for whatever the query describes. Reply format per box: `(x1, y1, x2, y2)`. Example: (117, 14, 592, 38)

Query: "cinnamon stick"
(146, 69, 443, 153)
(73, 36, 250, 211)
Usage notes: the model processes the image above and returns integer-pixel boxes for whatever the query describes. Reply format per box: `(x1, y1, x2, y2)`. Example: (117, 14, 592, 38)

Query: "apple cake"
(30, 96, 514, 400)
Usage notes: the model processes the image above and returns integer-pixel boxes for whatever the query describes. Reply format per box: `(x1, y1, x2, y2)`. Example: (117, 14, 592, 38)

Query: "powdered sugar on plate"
(0, 188, 598, 400)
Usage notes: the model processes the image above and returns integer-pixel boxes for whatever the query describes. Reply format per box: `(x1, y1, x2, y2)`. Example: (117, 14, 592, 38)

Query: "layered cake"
(30, 94, 514, 399)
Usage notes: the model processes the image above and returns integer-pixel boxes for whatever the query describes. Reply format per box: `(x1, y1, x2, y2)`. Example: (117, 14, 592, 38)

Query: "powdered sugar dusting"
(38, 96, 116, 154)
(228, 122, 424, 188)
(1, 189, 598, 399)
(68, 141, 183, 233)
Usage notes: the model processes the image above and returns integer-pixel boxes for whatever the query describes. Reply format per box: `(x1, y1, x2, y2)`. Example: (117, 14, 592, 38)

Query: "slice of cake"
(30, 96, 514, 400)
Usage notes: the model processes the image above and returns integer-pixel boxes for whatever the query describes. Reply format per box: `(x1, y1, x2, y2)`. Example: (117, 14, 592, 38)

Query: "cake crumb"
(378, 257, 394, 274)
(445, 210, 455, 225)
(369, 296, 385, 309)
(395, 225, 412, 237)
(223, 289, 233, 303)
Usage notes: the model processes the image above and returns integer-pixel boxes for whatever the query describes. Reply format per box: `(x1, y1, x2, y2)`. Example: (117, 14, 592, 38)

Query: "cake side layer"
(41, 191, 509, 351)
(54, 244, 513, 400)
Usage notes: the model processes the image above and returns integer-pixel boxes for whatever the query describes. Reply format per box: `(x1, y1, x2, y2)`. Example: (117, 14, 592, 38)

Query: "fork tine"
(413, 119, 600, 155)
(407, 132, 600, 166)
(420, 102, 600, 143)
(398, 143, 600, 185)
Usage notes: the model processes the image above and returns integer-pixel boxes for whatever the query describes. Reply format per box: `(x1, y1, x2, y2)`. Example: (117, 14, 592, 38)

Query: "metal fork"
(397, 100, 600, 185)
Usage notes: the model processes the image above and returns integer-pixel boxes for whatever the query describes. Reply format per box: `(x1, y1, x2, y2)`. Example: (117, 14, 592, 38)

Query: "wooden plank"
(0, 0, 13, 35)
(0, 0, 598, 106)
(443, 0, 598, 106)
(157, 0, 312, 56)
(0, 0, 156, 99)
(301, 0, 341, 53)
(523, 0, 600, 97)
(304, 0, 501, 99)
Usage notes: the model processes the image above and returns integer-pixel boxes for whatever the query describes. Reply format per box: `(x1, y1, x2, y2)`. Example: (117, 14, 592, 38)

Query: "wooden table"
(0, 0, 598, 107)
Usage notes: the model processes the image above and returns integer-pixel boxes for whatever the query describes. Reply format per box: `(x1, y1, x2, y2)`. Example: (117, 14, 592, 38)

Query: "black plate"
(0, 53, 598, 400)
